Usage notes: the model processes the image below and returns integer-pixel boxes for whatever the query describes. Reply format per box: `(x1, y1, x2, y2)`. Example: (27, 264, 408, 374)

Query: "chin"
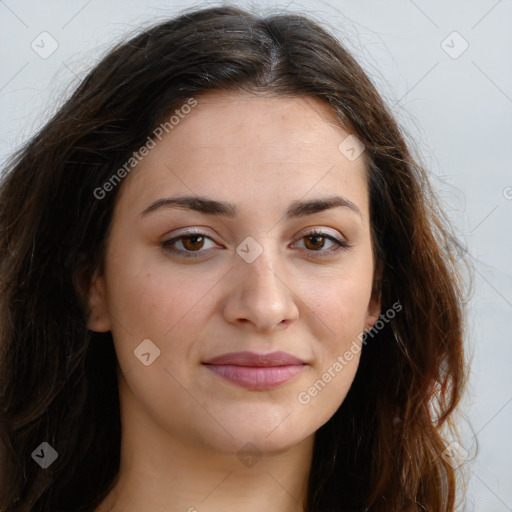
(193, 405, 317, 456)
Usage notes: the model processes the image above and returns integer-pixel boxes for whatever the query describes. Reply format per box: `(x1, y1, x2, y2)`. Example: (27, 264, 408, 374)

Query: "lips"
(202, 350, 306, 390)
(203, 350, 304, 366)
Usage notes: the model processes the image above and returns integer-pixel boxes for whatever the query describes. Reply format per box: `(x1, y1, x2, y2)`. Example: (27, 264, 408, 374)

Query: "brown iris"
(182, 235, 205, 251)
(303, 234, 326, 251)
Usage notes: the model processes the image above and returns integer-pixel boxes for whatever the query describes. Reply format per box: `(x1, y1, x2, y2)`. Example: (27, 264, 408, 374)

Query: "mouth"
(202, 350, 307, 390)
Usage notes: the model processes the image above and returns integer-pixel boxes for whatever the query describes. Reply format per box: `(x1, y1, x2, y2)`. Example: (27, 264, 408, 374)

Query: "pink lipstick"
(202, 351, 306, 390)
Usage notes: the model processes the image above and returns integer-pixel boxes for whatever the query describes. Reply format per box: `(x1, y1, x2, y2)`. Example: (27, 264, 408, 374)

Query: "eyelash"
(161, 229, 351, 259)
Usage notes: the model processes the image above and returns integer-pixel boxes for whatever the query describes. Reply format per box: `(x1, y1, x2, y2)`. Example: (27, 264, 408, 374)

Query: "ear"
(86, 269, 111, 332)
(365, 262, 383, 331)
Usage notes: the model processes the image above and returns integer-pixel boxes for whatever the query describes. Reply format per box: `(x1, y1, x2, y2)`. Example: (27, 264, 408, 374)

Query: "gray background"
(1, 0, 511, 510)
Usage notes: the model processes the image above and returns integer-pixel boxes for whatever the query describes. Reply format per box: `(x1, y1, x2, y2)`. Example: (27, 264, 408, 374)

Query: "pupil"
(308, 235, 324, 250)
(185, 235, 203, 250)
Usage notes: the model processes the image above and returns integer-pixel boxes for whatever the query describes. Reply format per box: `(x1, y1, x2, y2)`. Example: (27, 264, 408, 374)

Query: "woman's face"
(88, 91, 380, 456)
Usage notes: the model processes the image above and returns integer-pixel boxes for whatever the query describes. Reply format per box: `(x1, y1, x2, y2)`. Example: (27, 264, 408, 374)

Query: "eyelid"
(161, 228, 219, 258)
(293, 228, 351, 258)
(161, 227, 351, 258)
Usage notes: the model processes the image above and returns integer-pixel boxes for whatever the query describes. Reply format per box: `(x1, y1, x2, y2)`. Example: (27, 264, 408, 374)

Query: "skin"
(89, 91, 381, 512)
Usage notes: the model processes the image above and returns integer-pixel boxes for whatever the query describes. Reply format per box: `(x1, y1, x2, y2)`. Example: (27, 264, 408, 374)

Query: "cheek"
(108, 269, 210, 334)
(304, 264, 373, 341)
(292, 273, 371, 425)
(104, 255, 226, 371)
(104, 265, 220, 425)
(296, 258, 373, 412)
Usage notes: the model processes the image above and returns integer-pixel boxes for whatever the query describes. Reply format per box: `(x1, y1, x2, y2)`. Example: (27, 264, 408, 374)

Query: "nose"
(221, 242, 300, 332)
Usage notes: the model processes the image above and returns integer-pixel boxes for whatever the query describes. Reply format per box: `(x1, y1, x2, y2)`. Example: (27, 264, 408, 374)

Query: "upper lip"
(203, 351, 305, 367)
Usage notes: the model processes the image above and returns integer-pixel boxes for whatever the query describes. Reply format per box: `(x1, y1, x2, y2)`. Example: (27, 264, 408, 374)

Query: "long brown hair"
(0, 5, 469, 511)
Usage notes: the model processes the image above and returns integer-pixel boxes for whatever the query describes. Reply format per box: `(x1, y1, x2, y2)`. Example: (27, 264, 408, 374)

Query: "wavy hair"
(0, 5, 469, 511)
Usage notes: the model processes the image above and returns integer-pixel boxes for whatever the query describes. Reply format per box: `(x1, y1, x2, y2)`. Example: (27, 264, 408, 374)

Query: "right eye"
(161, 231, 219, 258)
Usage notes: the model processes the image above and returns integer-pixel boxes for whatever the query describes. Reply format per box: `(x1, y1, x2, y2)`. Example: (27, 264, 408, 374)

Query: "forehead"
(121, 91, 369, 221)
(173, 91, 354, 153)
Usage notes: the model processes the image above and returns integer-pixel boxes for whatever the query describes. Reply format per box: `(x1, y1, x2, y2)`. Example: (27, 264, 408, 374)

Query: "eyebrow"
(140, 194, 362, 219)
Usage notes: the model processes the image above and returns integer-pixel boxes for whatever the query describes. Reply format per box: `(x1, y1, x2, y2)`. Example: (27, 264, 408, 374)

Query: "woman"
(0, 5, 469, 511)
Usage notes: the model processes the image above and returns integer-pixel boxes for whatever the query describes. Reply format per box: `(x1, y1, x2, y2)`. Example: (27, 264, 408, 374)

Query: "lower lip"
(203, 364, 305, 390)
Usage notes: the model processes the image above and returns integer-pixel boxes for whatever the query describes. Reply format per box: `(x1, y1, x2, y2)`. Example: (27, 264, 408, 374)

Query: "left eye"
(161, 230, 350, 258)
(295, 231, 349, 253)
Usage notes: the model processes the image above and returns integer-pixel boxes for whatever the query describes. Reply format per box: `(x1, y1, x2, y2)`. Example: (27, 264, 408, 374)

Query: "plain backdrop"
(1, 0, 511, 510)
